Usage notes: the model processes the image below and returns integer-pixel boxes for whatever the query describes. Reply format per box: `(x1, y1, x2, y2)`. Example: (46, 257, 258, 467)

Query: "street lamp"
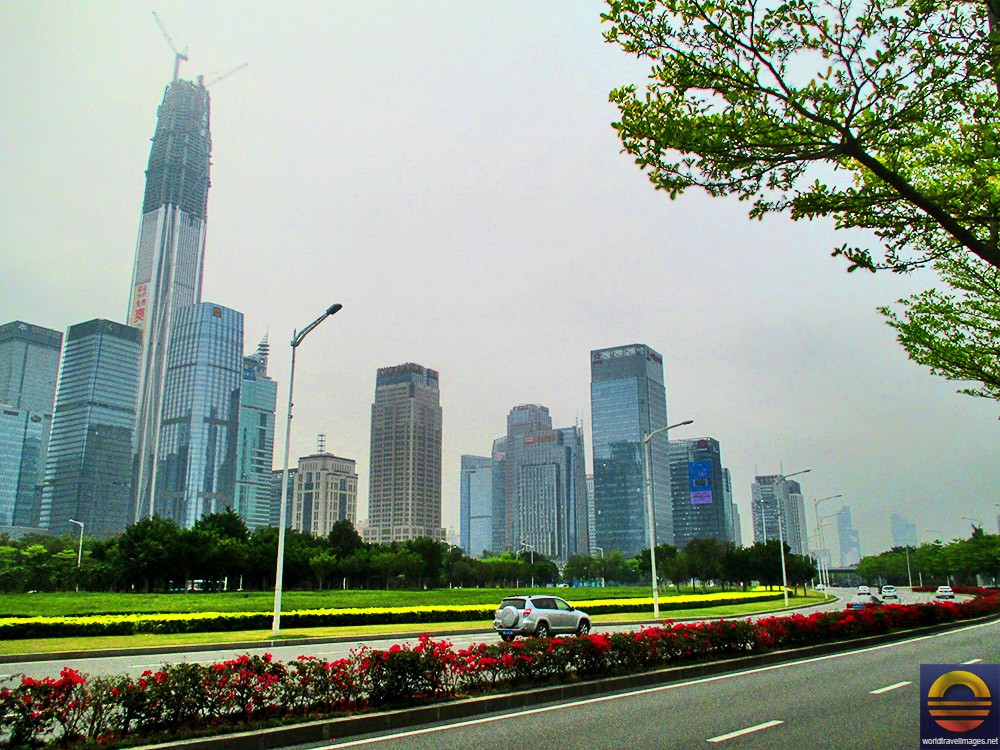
(643, 418, 694, 619)
(772, 469, 811, 607)
(812, 494, 842, 599)
(817, 511, 842, 595)
(68, 519, 84, 592)
(272, 303, 343, 637)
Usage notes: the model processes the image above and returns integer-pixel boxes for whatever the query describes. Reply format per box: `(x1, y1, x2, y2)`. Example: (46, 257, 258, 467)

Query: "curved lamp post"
(773, 469, 810, 607)
(642, 419, 694, 619)
(272, 303, 343, 637)
(812, 494, 842, 599)
(817, 510, 843, 593)
(68, 518, 84, 592)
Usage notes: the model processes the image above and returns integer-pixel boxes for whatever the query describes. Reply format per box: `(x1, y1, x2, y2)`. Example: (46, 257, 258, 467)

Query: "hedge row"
(2, 589, 997, 749)
(0, 591, 784, 639)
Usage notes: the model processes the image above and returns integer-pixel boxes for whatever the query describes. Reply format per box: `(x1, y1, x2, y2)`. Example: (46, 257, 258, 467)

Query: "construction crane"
(152, 11, 188, 81)
(201, 63, 249, 88)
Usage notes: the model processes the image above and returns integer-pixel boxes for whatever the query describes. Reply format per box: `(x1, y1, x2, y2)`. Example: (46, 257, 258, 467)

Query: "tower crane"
(152, 11, 188, 81)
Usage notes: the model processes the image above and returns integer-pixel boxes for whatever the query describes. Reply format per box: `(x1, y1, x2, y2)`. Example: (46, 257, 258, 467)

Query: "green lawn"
(0, 594, 824, 656)
(1, 586, 798, 617)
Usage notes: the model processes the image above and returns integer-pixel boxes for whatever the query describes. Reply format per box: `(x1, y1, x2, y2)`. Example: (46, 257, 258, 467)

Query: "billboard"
(689, 460, 713, 505)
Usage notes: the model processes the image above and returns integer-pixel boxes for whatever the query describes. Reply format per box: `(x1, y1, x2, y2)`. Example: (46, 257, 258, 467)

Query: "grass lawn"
(0, 594, 825, 657)
(0, 585, 803, 617)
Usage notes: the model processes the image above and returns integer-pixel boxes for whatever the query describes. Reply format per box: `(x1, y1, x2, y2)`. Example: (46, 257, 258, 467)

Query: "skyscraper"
(890, 513, 918, 548)
(39, 320, 140, 537)
(751, 474, 806, 552)
(129, 75, 212, 521)
(496, 405, 589, 562)
(490, 436, 508, 554)
(785, 479, 809, 555)
(722, 468, 742, 547)
(0, 321, 63, 528)
(234, 338, 277, 530)
(292, 451, 358, 536)
(837, 505, 862, 566)
(153, 303, 243, 528)
(668, 437, 733, 548)
(590, 344, 671, 556)
(367, 363, 444, 543)
(460, 455, 493, 557)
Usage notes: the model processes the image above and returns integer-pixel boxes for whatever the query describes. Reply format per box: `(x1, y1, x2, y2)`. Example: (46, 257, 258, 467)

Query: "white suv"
(493, 595, 591, 641)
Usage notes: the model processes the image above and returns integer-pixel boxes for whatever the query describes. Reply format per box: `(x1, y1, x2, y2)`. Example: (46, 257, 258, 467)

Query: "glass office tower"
(668, 437, 733, 548)
(590, 344, 671, 556)
(0, 321, 63, 528)
(460, 455, 493, 558)
(129, 77, 212, 521)
(234, 338, 277, 530)
(40, 320, 141, 537)
(154, 303, 243, 528)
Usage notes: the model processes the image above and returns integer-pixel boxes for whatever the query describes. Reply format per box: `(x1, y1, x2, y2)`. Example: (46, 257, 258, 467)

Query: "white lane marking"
(309, 620, 998, 749)
(870, 681, 911, 695)
(707, 720, 784, 743)
(962, 659, 982, 665)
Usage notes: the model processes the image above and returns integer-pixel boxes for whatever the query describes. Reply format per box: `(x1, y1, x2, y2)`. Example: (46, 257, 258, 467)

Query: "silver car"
(493, 595, 591, 641)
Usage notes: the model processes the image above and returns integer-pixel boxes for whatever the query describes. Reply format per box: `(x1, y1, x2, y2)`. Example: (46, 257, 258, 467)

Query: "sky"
(2, 1, 998, 555)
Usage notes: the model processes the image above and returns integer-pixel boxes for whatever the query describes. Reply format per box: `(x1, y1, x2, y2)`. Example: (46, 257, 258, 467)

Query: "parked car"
(881, 585, 898, 600)
(856, 585, 871, 596)
(493, 595, 591, 641)
(846, 593, 883, 610)
(815, 584, 827, 592)
(935, 585, 955, 600)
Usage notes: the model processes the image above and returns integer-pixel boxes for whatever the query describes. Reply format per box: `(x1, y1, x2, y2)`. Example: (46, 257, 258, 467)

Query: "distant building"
(586, 474, 596, 555)
(0, 321, 62, 528)
(785, 480, 809, 556)
(270, 467, 296, 528)
(495, 404, 589, 562)
(837, 505, 862, 566)
(722, 468, 742, 547)
(890, 513, 918, 548)
(668, 437, 733, 548)
(367, 363, 444, 542)
(751, 475, 807, 553)
(292, 452, 358, 536)
(39, 320, 140, 537)
(460, 455, 492, 558)
(490, 436, 508, 554)
(590, 344, 671, 556)
(153, 303, 243, 528)
(234, 338, 277, 530)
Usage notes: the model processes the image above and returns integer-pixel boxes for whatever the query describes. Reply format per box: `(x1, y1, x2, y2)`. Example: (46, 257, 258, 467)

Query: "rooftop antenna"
(153, 11, 188, 81)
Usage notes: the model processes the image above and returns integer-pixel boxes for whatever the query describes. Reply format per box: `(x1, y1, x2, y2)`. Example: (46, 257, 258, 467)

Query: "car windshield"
(499, 598, 526, 609)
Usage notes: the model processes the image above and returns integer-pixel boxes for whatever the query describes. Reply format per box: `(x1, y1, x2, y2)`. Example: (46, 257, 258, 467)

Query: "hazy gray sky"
(2, 1, 997, 553)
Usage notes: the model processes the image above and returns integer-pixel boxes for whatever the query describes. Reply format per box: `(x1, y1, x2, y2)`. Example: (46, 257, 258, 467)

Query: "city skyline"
(2, 3, 998, 553)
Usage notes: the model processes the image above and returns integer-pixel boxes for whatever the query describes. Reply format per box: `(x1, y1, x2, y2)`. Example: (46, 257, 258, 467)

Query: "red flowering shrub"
(3, 591, 997, 749)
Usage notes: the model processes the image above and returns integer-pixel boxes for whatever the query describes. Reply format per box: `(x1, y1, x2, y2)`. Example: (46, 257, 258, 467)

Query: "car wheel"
(500, 633, 515, 642)
(534, 621, 550, 638)
(576, 619, 591, 636)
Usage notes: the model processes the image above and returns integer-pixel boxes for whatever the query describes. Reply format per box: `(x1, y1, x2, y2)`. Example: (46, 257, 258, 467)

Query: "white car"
(935, 585, 955, 600)
(856, 585, 871, 596)
(881, 585, 898, 600)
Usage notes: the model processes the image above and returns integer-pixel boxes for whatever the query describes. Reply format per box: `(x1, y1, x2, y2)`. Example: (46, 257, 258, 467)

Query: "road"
(0, 587, 941, 681)
(287, 617, 999, 750)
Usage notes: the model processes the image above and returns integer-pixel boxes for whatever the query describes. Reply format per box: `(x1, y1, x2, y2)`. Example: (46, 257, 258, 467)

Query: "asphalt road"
(288, 618, 1000, 750)
(0, 587, 941, 681)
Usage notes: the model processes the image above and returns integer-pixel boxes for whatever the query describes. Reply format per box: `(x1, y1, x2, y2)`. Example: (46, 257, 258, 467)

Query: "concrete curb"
(131, 612, 1000, 750)
(0, 596, 831, 665)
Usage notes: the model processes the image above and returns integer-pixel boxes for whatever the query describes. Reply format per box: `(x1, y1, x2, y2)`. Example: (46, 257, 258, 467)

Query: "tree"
(879, 252, 1000, 400)
(604, 0, 1000, 273)
(327, 519, 364, 559)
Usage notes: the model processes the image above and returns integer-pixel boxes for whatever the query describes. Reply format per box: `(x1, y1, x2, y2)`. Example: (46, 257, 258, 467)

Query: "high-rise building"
(367, 363, 444, 543)
(751, 474, 807, 553)
(495, 405, 589, 562)
(490, 436, 508, 554)
(0, 321, 63, 528)
(39, 320, 140, 537)
(292, 452, 358, 536)
(129, 74, 213, 521)
(234, 338, 277, 530)
(668, 437, 733, 548)
(722, 468, 742, 547)
(153, 303, 243, 528)
(270, 467, 296, 529)
(590, 344, 671, 556)
(837, 505, 862, 566)
(890, 513, 918, 548)
(785, 480, 809, 555)
(586, 474, 596, 555)
(460, 455, 493, 558)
